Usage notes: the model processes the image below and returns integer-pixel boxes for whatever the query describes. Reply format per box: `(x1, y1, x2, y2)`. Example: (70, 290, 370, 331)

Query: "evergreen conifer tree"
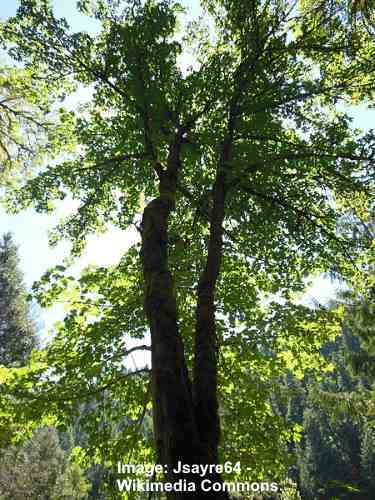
(0, 427, 89, 500)
(0, 232, 37, 366)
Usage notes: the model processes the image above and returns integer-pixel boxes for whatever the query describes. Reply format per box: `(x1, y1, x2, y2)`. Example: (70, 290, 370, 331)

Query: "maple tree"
(0, 1, 374, 498)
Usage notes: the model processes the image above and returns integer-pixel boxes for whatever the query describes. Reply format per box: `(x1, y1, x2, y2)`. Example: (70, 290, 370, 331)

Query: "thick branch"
(241, 185, 357, 267)
(193, 104, 238, 464)
(192, 45, 263, 462)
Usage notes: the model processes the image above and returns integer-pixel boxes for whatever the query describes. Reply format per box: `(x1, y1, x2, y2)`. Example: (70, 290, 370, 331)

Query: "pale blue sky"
(0, 0, 200, 342)
(0, 0, 373, 328)
(0, 0, 201, 289)
(0, 1, 105, 289)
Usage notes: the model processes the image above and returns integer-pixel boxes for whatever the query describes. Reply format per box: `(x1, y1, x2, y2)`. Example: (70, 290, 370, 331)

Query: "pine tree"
(0, 427, 89, 500)
(0, 232, 37, 366)
(360, 421, 375, 497)
(294, 334, 375, 500)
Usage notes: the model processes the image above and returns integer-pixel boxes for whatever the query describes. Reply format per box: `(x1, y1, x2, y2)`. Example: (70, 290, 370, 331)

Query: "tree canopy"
(0, 0, 374, 498)
(0, 59, 75, 189)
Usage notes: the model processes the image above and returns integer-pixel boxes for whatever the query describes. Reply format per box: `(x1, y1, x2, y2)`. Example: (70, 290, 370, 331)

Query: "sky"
(0, 0, 201, 365)
(0, 0, 202, 288)
(0, 0, 374, 340)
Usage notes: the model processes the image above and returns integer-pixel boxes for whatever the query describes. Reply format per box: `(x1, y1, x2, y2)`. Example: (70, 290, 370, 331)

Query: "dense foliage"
(0, 427, 89, 500)
(0, 61, 75, 188)
(293, 332, 375, 499)
(0, 234, 92, 497)
(0, 0, 374, 498)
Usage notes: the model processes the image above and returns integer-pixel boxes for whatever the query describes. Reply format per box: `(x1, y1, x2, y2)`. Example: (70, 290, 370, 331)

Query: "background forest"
(0, 0, 374, 499)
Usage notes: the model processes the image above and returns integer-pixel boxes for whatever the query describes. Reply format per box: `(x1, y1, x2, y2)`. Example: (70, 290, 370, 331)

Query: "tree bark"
(193, 110, 236, 466)
(141, 135, 198, 467)
(193, 170, 226, 465)
(142, 193, 198, 467)
(141, 132, 230, 498)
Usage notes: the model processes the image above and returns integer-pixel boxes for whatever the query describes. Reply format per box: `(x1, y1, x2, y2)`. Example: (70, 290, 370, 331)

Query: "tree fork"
(140, 129, 204, 499)
(141, 131, 231, 498)
(142, 196, 232, 498)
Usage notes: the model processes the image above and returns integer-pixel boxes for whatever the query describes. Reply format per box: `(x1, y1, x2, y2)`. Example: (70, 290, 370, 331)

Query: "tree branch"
(240, 185, 358, 268)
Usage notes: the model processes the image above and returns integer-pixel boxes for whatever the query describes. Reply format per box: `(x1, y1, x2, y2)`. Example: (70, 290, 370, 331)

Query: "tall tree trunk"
(141, 133, 230, 498)
(193, 113, 236, 465)
(142, 192, 198, 469)
(193, 169, 226, 465)
(141, 136, 198, 467)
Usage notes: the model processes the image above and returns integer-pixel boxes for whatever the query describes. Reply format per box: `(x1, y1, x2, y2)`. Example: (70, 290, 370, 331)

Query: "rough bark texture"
(193, 109, 236, 466)
(140, 130, 232, 498)
(193, 170, 226, 465)
(142, 135, 199, 469)
(142, 194, 198, 467)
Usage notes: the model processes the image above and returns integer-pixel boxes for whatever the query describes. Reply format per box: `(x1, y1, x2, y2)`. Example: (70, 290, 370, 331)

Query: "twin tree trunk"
(141, 130, 233, 498)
